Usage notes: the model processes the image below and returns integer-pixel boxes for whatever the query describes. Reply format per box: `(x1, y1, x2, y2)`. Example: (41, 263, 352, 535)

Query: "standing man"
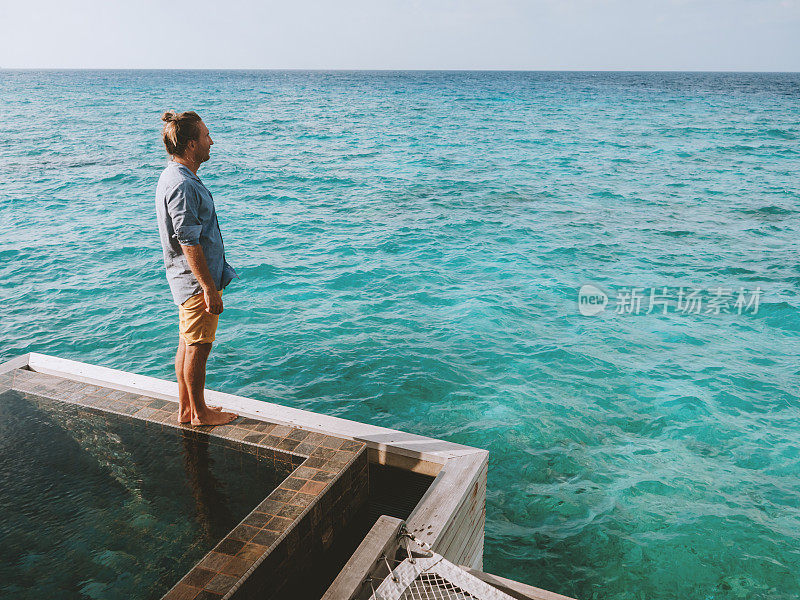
(155, 110, 239, 427)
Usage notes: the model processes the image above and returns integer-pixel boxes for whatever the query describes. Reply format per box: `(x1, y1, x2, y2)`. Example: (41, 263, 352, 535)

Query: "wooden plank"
(441, 501, 485, 565)
(408, 452, 487, 531)
(321, 515, 404, 600)
(438, 494, 483, 561)
(462, 532, 485, 571)
(442, 503, 485, 565)
(406, 452, 488, 563)
(430, 457, 487, 560)
(367, 446, 443, 477)
(457, 567, 578, 600)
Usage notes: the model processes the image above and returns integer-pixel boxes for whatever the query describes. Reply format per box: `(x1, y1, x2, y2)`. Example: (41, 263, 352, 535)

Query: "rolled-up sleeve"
(166, 181, 202, 246)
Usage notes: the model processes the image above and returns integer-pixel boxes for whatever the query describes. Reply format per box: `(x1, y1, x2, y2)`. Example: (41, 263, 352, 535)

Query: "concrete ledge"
(24, 353, 482, 467)
(0, 353, 31, 375)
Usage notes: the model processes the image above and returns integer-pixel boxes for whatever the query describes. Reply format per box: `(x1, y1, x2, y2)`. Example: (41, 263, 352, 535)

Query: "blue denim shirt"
(155, 161, 238, 306)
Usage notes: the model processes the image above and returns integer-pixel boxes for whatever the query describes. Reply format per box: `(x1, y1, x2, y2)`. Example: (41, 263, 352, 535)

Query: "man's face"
(190, 120, 214, 163)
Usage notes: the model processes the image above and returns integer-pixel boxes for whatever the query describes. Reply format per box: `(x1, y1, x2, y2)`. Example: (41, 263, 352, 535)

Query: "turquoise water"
(1, 70, 799, 599)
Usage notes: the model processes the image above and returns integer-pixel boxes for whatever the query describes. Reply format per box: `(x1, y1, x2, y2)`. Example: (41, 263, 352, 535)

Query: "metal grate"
(398, 572, 479, 600)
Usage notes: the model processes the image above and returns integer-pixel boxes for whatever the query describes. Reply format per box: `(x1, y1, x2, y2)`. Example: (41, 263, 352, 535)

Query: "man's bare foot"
(179, 405, 224, 424)
(190, 409, 238, 427)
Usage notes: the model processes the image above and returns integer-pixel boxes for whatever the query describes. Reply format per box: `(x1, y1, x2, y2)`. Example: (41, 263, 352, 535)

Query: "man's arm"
(165, 181, 223, 315)
(181, 243, 223, 315)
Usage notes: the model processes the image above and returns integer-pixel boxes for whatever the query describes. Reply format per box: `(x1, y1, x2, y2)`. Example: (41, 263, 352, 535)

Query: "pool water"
(0, 390, 295, 600)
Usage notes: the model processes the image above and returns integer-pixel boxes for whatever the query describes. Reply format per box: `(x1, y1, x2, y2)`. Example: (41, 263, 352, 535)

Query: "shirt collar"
(169, 159, 202, 183)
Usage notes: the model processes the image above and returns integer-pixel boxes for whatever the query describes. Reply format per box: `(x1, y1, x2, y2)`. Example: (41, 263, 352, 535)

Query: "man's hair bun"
(160, 110, 202, 156)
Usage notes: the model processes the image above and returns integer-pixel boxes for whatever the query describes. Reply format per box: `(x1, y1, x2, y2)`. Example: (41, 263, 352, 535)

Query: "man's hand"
(203, 286, 223, 315)
(180, 243, 222, 313)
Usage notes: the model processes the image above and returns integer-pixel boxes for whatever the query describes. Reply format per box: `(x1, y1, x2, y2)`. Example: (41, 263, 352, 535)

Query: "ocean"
(1, 70, 799, 599)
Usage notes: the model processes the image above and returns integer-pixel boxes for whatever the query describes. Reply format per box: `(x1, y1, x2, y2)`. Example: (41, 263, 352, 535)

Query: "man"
(155, 110, 239, 427)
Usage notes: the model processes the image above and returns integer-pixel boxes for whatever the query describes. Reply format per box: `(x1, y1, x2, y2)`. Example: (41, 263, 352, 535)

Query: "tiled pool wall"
(230, 449, 369, 599)
(1, 367, 369, 600)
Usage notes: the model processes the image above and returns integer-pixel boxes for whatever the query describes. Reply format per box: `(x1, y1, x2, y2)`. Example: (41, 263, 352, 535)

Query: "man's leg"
(182, 341, 237, 426)
(177, 336, 224, 423)
(176, 336, 190, 423)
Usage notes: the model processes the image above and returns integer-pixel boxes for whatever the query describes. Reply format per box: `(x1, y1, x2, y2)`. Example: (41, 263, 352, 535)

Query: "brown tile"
(257, 446, 277, 461)
(279, 477, 306, 491)
(133, 406, 159, 420)
(237, 417, 263, 429)
(292, 442, 316, 455)
(291, 466, 318, 480)
(276, 438, 301, 451)
(340, 440, 363, 451)
(243, 433, 265, 444)
(312, 470, 336, 483)
(335, 448, 359, 459)
(286, 428, 310, 442)
(270, 424, 293, 437)
(193, 592, 223, 600)
(254, 422, 276, 433)
(242, 511, 271, 528)
(289, 491, 316, 508)
(60, 380, 86, 392)
(128, 394, 152, 406)
(317, 460, 340, 474)
(197, 552, 231, 571)
(251, 528, 280, 546)
(181, 568, 216, 588)
(255, 498, 284, 514)
(204, 573, 240, 595)
(213, 538, 245, 556)
(220, 556, 251, 577)
(270, 488, 296, 503)
(327, 455, 353, 469)
(205, 423, 235, 436)
(301, 456, 328, 469)
(277, 504, 304, 519)
(263, 515, 293, 532)
(227, 427, 250, 441)
(310, 446, 336, 460)
(262, 434, 283, 448)
(153, 410, 174, 424)
(77, 383, 102, 394)
(162, 583, 200, 600)
(73, 394, 99, 406)
(300, 480, 326, 495)
(236, 542, 268, 561)
(228, 524, 258, 542)
(320, 436, 345, 450)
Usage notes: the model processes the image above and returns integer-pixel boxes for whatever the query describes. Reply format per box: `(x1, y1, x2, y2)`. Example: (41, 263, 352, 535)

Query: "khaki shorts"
(179, 289, 223, 345)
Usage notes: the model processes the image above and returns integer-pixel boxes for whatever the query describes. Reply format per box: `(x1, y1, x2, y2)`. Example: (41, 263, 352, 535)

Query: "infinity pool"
(0, 389, 295, 600)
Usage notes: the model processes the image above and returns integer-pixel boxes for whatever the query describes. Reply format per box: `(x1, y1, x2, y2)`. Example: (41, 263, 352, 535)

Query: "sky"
(1, 0, 798, 71)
